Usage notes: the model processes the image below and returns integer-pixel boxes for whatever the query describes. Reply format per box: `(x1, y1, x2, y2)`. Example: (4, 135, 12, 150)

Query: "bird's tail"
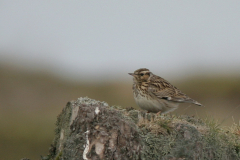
(183, 97, 203, 106)
(194, 101, 203, 106)
(169, 96, 203, 106)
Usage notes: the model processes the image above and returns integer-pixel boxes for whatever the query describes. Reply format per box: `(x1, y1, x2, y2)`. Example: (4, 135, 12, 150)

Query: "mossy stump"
(45, 97, 240, 160)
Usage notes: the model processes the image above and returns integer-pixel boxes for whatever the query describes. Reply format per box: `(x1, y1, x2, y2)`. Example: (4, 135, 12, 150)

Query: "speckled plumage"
(129, 68, 202, 114)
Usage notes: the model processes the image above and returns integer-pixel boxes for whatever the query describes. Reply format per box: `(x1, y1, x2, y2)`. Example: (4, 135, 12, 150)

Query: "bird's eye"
(140, 73, 144, 76)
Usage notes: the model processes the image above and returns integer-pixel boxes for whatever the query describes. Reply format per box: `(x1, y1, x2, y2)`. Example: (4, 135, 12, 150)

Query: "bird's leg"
(150, 114, 155, 122)
(156, 111, 161, 116)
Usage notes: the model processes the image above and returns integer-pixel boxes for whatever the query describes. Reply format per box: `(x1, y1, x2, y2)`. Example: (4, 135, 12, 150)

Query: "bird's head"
(129, 68, 152, 83)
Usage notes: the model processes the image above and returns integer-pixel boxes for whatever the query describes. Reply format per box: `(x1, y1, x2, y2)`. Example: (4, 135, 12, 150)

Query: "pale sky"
(0, 1, 240, 81)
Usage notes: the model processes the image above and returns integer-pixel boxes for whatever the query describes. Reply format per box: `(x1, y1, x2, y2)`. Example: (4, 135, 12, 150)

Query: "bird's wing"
(148, 76, 180, 98)
(148, 75, 202, 105)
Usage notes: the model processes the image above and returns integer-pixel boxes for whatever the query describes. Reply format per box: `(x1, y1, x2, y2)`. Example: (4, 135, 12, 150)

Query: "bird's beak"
(128, 73, 134, 76)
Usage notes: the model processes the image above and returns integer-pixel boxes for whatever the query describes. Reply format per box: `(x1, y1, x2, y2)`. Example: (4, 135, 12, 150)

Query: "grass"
(137, 113, 240, 159)
(0, 64, 240, 159)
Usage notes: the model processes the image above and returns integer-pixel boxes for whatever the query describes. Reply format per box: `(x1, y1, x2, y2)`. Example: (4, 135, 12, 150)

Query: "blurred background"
(1, 1, 240, 159)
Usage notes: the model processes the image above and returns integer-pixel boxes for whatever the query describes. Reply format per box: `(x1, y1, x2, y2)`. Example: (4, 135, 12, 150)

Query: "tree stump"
(43, 97, 239, 160)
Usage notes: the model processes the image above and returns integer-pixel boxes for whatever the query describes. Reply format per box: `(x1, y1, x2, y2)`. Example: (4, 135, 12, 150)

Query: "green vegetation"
(48, 97, 240, 159)
(0, 64, 240, 159)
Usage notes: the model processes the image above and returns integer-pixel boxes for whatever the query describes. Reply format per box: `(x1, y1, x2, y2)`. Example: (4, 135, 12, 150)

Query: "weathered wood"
(43, 97, 240, 160)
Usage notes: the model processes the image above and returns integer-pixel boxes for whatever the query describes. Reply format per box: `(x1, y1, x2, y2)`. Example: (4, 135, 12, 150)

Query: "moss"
(137, 114, 240, 159)
(200, 118, 240, 159)
(235, 145, 240, 154)
(45, 97, 240, 160)
(128, 110, 139, 124)
(54, 151, 62, 160)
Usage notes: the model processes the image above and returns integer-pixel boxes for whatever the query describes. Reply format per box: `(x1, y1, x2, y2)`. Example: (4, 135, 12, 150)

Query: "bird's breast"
(133, 86, 179, 113)
(133, 88, 160, 113)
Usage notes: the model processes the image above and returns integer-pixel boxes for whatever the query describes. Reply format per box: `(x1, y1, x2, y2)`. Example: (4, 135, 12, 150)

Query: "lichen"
(45, 97, 240, 160)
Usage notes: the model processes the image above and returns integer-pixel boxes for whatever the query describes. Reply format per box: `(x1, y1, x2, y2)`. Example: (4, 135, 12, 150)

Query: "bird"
(129, 68, 202, 114)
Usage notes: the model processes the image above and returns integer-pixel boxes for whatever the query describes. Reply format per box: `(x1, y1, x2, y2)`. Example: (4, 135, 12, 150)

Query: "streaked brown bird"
(129, 68, 202, 114)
